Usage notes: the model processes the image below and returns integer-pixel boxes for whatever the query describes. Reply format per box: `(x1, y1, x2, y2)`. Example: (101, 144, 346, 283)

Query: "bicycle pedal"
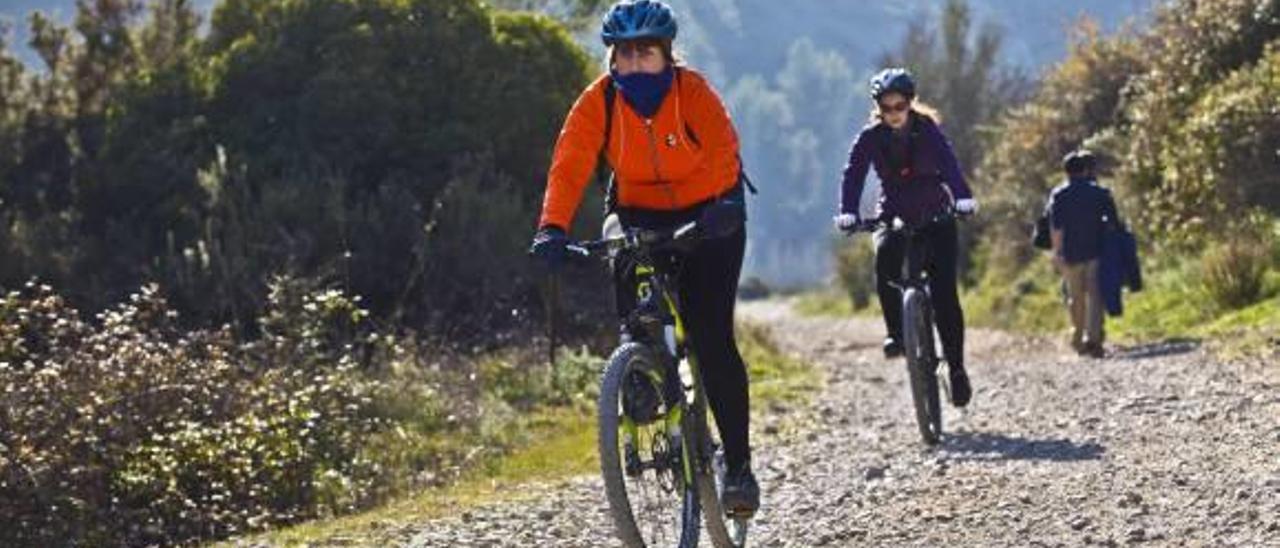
(725, 507, 756, 519)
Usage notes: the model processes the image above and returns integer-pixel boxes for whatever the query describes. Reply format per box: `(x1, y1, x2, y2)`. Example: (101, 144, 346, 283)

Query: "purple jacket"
(839, 112, 973, 226)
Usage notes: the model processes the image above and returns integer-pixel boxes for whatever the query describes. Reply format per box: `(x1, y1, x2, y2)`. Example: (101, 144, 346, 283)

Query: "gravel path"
(388, 300, 1280, 547)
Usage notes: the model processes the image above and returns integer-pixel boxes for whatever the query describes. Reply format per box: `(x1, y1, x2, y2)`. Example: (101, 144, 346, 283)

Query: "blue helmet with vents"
(601, 1, 678, 46)
(869, 68, 916, 101)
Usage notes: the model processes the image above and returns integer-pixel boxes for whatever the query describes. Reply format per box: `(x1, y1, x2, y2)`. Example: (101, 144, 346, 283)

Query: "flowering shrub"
(0, 282, 380, 545)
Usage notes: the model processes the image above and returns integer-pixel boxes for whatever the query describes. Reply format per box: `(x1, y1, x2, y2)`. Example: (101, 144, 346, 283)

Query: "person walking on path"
(1046, 149, 1122, 358)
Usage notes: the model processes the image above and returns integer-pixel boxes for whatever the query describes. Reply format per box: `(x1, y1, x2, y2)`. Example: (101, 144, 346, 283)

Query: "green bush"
(970, 0, 1280, 332)
(0, 282, 385, 545)
(1119, 0, 1280, 241)
(1156, 43, 1280, 242)
(1201, 238, 1271, 310)
(963, 254, 1069, 333)
(969, 19, 1144, 277)
(834, 235, 876, 309)
(0, 0, 601, 338)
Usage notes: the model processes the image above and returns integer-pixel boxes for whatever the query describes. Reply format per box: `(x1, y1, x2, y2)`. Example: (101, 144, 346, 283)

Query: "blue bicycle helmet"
(601, 0, 678, 46)
(869, 68, 916, 101)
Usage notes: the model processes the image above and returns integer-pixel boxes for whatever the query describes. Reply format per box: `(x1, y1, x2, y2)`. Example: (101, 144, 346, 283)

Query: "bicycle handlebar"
(566, 220, 699, 260)
(844, 208, 968, 235)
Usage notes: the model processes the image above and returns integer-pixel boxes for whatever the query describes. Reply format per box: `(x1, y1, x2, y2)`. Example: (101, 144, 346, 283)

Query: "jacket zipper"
(644, 118, 678, 208)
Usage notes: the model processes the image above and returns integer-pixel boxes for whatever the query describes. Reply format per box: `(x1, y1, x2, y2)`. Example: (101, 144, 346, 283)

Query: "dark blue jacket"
(1099, 227, 1143, 316)
(1048, 178, 1119, 264)
(839, 112, 972, 226)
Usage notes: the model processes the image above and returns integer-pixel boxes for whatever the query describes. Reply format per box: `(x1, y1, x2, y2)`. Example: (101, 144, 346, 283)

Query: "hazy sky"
(3, 0, 1154, 70)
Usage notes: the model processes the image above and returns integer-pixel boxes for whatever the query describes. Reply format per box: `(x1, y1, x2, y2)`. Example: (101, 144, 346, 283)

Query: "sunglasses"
(878, 100, 911, 114)
(615, 41, 662, 59)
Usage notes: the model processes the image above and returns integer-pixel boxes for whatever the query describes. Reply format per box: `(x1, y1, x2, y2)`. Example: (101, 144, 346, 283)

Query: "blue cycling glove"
(530, 226, 569, 268)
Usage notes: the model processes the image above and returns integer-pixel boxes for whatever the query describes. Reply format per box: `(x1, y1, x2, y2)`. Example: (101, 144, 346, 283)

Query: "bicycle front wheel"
(903, 288, 943, 445)
(599, 342, 701, 547)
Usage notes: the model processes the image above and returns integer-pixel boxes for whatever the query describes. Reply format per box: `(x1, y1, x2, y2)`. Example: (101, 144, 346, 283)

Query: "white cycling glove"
(833, 213, 859, 231)
(955, 198, 979, 215)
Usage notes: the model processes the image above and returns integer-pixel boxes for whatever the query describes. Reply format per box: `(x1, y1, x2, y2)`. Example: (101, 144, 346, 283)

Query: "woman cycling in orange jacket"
(530, 0, 758, 514)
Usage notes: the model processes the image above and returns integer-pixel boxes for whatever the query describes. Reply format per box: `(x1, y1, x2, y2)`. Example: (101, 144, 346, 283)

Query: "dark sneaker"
(1085, 342, 1106, 359)
(948, 366, 972, 408)
(720, 464, 760, 516)
(1071, 339, 1086, 355)
(622, 371, 662, 423)
(883, 337, 904, 359)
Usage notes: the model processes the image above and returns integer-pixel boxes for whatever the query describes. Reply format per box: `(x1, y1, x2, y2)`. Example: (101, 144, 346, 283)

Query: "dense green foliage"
(0, 278, 603, 545)
(974, 0, 1279, 258)
(965, 0, 1279, 336)
(834, 234, 875, 310)
(0, 0, 614, 543)
(0, 281, 379, 545)
(0, 0, 600, 337)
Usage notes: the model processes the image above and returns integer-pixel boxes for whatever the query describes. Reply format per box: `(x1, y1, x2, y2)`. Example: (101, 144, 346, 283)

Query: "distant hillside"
(0, 0, 1152, 88)
(667, 0, 1150, 84)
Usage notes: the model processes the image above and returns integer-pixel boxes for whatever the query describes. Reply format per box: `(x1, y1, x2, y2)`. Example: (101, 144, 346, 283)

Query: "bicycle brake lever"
(673, 221, 698, 241)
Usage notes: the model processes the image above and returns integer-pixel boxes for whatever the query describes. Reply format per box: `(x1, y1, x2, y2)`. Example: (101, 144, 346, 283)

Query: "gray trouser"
(1061, 259, 1104, 348)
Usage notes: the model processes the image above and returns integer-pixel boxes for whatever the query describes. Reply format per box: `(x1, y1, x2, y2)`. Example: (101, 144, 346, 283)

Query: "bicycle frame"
(851, 210, 960, 445)
(575, 220, 752, 546)
(577, 226, 705, 488)
(893, 226, 933, 295)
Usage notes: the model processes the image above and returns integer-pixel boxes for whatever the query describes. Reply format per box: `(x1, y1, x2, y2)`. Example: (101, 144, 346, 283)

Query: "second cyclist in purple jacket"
(834, 68, 978, 408)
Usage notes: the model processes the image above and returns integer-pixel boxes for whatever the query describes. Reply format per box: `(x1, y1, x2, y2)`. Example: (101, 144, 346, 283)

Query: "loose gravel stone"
(272, 299, 1280, 547)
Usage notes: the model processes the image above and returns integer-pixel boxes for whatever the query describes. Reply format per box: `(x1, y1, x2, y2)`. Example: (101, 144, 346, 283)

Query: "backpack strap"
(601, 77, 618, 214)
(603, 76, 616, 151)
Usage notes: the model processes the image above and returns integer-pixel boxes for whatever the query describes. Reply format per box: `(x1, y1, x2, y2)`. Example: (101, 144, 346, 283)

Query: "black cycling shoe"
(720, 464, 760, 516)
(949, 366, 972, 408)
(883, 337, 904, 359)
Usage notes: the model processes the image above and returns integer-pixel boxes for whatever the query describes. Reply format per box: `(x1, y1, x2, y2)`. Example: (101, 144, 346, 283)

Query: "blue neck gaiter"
(610, 66, 675, 119)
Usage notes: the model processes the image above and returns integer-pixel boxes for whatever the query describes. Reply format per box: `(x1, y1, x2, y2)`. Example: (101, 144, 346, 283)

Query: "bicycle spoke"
(602, 343, 704, 547)
(615, 397, 688, 546)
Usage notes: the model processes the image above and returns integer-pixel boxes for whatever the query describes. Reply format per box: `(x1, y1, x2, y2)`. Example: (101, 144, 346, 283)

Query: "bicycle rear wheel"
(599, 342, 701, 547)
(903, 288, 943, 445)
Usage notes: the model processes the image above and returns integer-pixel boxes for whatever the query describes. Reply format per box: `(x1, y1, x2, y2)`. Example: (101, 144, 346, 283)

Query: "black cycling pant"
(614, 212, 751, 473)
(874, 218, 965, 369)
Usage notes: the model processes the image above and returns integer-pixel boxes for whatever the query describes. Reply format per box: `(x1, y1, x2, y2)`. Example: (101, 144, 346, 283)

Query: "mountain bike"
(565, 219, 749, 548)
(852, 211, 960, 446)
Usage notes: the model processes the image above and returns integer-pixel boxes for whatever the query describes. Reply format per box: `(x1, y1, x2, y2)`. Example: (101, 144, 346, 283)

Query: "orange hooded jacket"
(538, 67, 741, 230)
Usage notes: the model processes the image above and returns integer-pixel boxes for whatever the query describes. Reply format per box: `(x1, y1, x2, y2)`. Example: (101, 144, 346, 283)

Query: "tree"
(1117, 0, 1280, 242)
(0, 0, 598, 337)
(878, 0, 1032, 175)
(969, 19, 1144, 278)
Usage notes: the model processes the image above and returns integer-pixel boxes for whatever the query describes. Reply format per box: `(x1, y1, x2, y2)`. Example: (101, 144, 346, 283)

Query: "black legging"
(613, 219, 751, 473)
(874, 218, 966, 368)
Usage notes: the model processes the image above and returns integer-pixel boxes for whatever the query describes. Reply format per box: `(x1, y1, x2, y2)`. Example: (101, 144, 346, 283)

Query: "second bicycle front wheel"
(903, 288, 943, 445)
(599, 342, 701, 547)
